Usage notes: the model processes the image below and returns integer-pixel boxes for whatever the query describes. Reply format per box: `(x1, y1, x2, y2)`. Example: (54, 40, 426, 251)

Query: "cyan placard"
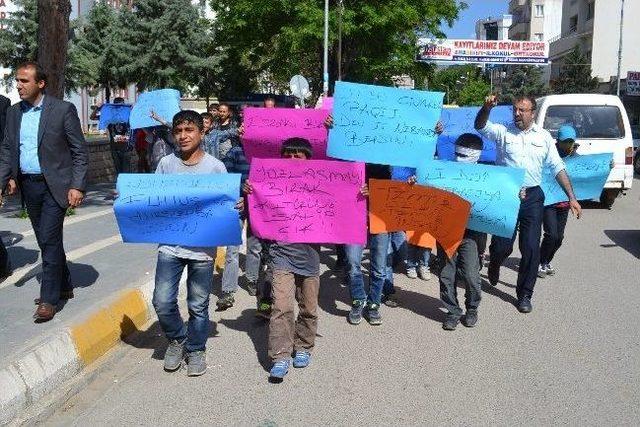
(129, 89, 181, 129)
(98, 104, 132, 130)
(328, 81, 444, 167)
(417, 160, 525, 238)
(542, 153, 613, 205)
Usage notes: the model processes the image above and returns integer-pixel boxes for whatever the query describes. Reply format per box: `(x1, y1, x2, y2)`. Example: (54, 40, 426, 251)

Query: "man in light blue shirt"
(475, 94, 581, 314)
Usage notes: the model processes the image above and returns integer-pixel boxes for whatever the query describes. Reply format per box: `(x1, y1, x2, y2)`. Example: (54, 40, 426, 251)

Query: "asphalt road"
(44, 181, 640, 426)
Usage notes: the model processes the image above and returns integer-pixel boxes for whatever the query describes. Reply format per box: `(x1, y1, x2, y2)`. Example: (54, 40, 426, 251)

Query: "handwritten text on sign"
(248, 159, 367, 244)
(129, 89, 181, 130)
(242, 107, 330, 160)
(114, 173, 242, 247)
(368, 179, 471, 258)
(328, 81, 444, 167)
(417, 161, 525, 238)
(542, 153, 612, 205)
(436, 105, 514, 163)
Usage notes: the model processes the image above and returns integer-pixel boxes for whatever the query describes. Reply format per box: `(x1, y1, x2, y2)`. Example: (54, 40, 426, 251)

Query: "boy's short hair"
(455, 133, 483, 150)
(173, 110, 203, 131)
(281, 137, 313, 159)
(200, 112, 215, 122)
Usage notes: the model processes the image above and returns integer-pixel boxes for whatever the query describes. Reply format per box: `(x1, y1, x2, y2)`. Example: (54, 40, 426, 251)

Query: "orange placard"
(406, 230, 436, 250)
(368, 179, 471, 258)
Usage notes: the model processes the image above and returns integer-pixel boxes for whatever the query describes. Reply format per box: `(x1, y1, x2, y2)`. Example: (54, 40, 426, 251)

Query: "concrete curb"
(0, 247, 226, 425)
(0, 282, 153, 425)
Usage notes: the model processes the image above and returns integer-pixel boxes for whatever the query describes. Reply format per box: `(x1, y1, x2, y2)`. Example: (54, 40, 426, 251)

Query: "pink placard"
(248, 158, 367, 245)
(242, 107, 330, 160)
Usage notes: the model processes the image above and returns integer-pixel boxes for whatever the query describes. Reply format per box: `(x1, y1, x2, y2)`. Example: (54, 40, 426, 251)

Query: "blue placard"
(114, 173, 242, 247)
(417, 160, 525, 238)
(391, 166, 416, 181)
(328, 81, 444, 167)
(436, 105, 514, 163)
(98, 104, 132, 130)
(129, 89, 181, 129)
(542, 153, 613, 205)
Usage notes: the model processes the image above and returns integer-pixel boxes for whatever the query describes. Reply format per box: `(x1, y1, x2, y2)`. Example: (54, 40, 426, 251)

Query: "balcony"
(509, 22, 530, 39)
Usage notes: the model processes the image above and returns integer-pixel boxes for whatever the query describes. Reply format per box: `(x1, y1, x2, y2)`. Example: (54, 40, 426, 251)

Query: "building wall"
(475, 15, 513, 41)
(510, 0, 563, 41)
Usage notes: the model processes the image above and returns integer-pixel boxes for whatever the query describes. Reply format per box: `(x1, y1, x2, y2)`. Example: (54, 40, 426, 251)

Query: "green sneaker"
(256, 299, 272, 320)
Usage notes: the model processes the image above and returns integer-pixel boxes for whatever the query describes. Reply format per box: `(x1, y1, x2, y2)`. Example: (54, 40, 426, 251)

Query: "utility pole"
(616, 0, 624, 96)
(337, 0, 343, 81)
(323, 0, 329, 96)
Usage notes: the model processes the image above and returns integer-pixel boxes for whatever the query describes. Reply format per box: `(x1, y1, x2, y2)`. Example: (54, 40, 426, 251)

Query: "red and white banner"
(417, 38, 549, 65)
(627, 71, 640, 96)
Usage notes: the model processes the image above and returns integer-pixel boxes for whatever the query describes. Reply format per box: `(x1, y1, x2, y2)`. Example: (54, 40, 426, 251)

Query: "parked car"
(536, 94, 634, 208)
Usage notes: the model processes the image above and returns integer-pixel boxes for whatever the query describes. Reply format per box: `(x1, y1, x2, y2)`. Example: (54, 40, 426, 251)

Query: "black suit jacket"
(0, 95, 88, 208)
(0, 95, 10, 141)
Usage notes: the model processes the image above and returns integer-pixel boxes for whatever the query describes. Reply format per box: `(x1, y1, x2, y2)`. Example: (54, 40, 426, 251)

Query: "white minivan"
(536, 94, 634, 208)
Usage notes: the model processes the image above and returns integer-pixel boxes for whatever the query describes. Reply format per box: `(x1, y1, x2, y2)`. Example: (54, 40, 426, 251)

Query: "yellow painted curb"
(69, 289, 150, 366)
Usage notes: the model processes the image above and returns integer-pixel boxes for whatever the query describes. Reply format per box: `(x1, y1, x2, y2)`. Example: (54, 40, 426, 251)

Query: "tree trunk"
(37, 0, 71, 99)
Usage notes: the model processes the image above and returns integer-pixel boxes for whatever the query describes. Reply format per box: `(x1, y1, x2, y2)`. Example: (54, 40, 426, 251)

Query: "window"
(586, 1, 595, 20)
(543, 106, 625, 139)
(569, 15, 578, 33)
(534, 33, 544, 41)
(535, 4, 544, 17)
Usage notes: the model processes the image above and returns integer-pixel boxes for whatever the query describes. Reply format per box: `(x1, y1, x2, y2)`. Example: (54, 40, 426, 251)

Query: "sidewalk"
(0, 184, 158, 424)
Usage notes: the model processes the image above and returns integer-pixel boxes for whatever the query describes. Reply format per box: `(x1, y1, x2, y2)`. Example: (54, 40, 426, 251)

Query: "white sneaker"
(406, 268, 418, 279)
(417, 266, 431, 281)
(537, 264, 547, 278)
(545, 264, 556, 275)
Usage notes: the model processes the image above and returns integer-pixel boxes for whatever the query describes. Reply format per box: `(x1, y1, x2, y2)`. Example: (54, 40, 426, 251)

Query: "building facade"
(475, 14, 513, 41)
(509, 0, 563, 42)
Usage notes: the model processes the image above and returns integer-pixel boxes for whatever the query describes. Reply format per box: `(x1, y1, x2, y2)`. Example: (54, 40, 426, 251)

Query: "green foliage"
(0, 0, 38, 87)
(551, 47, 599, 94)
(499, 65, 548, 103)
(209, 0, 464, 100)
(429, 64, 488, 105)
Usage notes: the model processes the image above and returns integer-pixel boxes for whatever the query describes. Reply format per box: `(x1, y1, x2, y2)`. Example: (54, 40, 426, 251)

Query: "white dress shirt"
(478, 120, 565, 187)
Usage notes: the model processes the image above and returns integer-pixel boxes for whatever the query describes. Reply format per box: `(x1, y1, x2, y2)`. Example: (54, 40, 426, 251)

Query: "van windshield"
(543, 105, 625, 139)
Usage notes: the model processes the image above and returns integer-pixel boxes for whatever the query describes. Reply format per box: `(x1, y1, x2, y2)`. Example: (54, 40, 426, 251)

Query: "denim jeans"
(389, 231, 407, 269)
(345, 233, 392, 305)
(245, 224, 263, 284)
(406, 244, 431, 269)
(153, 251, 214, 352)
(222, 245, 240, 294)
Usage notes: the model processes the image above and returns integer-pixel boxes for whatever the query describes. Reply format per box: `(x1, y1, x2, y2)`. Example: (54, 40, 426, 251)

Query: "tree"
(457, 78, 490, 106)
(37, 0, 72, 98)
(551, 47, 599, 94)
(500, 65, 547, 103)
(209, 0, 465, 100)
(429, 64, 488, 105)
(0, 0, 38, 86)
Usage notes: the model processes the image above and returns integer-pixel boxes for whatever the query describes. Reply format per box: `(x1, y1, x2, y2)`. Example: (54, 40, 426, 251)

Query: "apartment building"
(475, 14, 513, 41)
(509, 0, 563, 42)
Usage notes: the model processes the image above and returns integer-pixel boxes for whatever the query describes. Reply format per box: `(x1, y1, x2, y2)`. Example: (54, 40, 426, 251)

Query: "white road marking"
(0, 235, 122, 290)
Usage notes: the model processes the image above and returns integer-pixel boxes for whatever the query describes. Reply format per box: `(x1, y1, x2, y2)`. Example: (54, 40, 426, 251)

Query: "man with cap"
(475, 95, 582, 314)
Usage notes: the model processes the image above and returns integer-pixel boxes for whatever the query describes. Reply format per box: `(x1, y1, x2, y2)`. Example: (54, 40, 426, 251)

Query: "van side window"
(543, 105, 625, 139)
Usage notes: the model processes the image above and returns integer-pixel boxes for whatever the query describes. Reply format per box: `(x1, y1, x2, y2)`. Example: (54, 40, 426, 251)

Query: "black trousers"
(0, 236, 9, 275)
(489, 186, 544, 299)
(540, 205, 570, 265)
(20, 176, 72, 305)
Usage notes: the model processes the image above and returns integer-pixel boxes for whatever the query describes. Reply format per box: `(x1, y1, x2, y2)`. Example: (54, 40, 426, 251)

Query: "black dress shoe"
(517, 296, 533, 313)
(34, 290, 74, 305)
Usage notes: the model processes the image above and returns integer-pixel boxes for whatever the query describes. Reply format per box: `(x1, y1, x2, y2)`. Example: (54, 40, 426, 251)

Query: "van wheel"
(599, 189, 619, 209)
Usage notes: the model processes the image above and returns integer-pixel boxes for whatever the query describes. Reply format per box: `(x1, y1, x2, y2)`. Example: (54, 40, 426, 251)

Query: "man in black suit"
(0, 61, 88, 322)
(0, 94, 12, 280)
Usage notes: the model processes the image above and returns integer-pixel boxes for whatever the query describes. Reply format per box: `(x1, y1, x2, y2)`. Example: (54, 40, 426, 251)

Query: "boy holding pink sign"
(243, 138, 322, 382)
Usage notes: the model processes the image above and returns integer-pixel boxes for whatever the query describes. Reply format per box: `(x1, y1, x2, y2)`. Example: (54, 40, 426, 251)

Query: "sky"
(443, 0, 510, 39)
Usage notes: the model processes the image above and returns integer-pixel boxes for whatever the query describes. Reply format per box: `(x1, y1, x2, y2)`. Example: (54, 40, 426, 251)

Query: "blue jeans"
(389, 231, 407, 269)
(406, 244, 431, 269)
(345, 233, 393, 305)
(153, 251, 214, 352)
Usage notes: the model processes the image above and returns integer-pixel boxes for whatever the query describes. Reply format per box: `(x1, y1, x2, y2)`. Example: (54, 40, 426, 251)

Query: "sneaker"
(417, 266, 431, 281)
(406, 267, 418, 279)
(246, 282, 258, 296)
(269, 359, 290, 380)
(292, 351, 311, 368)
(517, 296, 533, 314)
(381, 293, 399, 308)
(545, 264, 556, 275)
(348, 299, 366, 325)
(255, 299, 272, 320)
(186, 350, 207, 376)
(364, 303, 383, 326)
(461, 310, 478, 328)
(442, 315, 459, 331)
(216, 292, 235, 311)
(163, 339, 184, 371)
(537, 264, 547, 278)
